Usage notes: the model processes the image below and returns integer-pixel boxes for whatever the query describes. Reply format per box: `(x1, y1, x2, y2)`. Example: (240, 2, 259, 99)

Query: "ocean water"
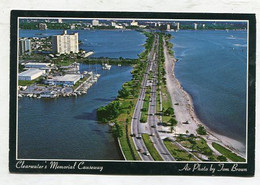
(18, 64, 132, 160)
(19, 29, 146, 59)
(170, 30, 247, 145)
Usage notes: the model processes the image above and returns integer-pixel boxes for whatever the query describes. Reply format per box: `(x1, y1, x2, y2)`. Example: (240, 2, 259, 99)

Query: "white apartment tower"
(167, 24, 171, 30)
(176, 22, 180, 30)
(52, 30, 79, 54)
(194, 23, 198, 30)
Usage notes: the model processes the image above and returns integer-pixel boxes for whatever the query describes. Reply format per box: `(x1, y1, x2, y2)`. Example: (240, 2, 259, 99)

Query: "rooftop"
(50, 74, 81, 82)
(19, 68, 44, 76)
(25, 62, 51, 66)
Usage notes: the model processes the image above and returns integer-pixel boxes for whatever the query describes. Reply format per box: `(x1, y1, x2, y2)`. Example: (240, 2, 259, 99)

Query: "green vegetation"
(112, 121, 123, 138)
(97, 101, 122, 123)
(176, 134, 218, 161)
(217, 155, 227, 162)
(18, 80, 37, 86)
(18, 76, 44, 86)
(164, 139, 196, 161)
(142, 134, 163, 161)
(140, 87, 151, 123)
(212, 142, 246, 162)
(196, 125, 207, 135)
(156, 33, 177, 129)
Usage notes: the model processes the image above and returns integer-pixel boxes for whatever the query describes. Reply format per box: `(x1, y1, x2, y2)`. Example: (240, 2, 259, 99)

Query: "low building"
(18, 68, 46, 81)
(92, 19, 99, 26)
(58, 18, 63, 23)
(130, 20, 138, 26)
(46, 74, 82, 86)
(25, 62, 51, 69)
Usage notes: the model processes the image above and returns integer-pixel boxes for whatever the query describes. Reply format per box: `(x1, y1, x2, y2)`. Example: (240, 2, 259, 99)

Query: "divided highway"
(131, 34, 175, 161)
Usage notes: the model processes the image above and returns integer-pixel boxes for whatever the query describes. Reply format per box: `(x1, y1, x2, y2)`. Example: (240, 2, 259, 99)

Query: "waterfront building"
(39, 23, 48, 30)
(18, 68, 45, 81)
(111, 21, 117, 27)
(70, 24, 76, 29)
(24, 62, 51, 69)
(130, 20, 138, 26)
(19, 38, 31, 55)
(46, 74, 82, 86)
(176, 22, 180, 30)
(167, 24, 171, 30)
(115, 24, 124, 29)
(58, 18, 63, 23)
(52, 30, 79, 54)
(202, 24, 206, 29)
(194, 23, 198, 30)
(92, 19, 99, 26)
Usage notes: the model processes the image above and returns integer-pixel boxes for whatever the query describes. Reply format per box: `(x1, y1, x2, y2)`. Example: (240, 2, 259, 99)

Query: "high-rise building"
(19, 38, 31, 55)
(39, 23, 48, 30)
(176, 22, 180, 30)
(194, 23, 198, 30)
(52, 30, 79, 54)
(167, 24, 171, 30)
(92, 19, 99, 26)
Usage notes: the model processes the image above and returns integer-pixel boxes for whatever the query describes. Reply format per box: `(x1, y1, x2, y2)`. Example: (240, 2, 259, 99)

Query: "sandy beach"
(162, 38, 246, 158)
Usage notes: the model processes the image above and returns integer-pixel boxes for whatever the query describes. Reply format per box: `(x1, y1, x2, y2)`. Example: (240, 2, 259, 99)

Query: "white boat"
(102, 63, 112, 70)
(118, 64, 121, 67)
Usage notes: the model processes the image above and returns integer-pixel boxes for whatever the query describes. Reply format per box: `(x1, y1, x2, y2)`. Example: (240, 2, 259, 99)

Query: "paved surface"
(131, 36, 157, 161)
(131, 35, 175, 161)
(147, 37, 175, 161)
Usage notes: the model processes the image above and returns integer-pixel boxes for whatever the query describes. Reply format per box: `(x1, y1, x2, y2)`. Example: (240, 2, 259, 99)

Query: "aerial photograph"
(17, 18, 247, 162)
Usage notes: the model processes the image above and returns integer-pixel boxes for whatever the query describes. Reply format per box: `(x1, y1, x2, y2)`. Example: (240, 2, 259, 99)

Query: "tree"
(97, 101, 122, 122)
(112, 122, 123, 138)
(118, 87, 130, 98)
(164, 107, 174, 116)
(196, 125, 207, 135)
(217, 155, 227, 162)
(169, 118, 177, 126)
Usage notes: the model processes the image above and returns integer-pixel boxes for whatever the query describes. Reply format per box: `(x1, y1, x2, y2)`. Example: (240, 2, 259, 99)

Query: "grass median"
(212, 142, 245, 162)
(142, 134, 163, 161)
(164, 139, 197, 161)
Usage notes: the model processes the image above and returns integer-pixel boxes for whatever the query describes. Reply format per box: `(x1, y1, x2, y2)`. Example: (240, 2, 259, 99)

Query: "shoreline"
(163, 38, 246, 158)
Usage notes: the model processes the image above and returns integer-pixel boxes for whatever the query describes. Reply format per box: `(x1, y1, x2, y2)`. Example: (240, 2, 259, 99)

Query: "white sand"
(163, 38, 246, 158)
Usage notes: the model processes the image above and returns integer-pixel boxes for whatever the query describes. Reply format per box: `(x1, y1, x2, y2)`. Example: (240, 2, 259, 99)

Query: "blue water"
(18, 64, 132, 159)
(170, 30, 247, 145)
(19, 29, 146, 59)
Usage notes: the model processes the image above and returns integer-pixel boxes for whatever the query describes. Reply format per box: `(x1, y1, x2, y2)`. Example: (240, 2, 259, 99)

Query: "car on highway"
(143, 151, 150, 156)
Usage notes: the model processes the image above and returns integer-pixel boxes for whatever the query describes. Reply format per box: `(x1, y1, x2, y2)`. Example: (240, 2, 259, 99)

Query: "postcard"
(9, 10, 256, 176)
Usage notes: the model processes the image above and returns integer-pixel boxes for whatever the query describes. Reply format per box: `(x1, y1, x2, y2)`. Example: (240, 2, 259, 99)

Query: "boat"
(118, 64, 121, 67)
(102, 63, 112, 70)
